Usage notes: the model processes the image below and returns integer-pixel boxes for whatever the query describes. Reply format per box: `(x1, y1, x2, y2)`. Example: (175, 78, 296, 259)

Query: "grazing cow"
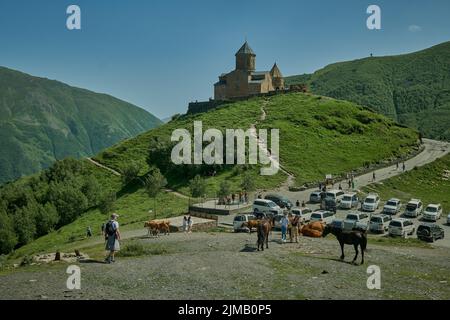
(144, 220, 171, 237)
(300, 221, 325, 238)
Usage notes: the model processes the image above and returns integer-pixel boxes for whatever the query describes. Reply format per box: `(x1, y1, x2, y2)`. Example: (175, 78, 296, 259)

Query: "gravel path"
(1, 232, 449, 300)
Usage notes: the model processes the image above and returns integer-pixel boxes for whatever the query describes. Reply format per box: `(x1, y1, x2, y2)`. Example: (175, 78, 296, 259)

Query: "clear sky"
(0, 0, 449, 119)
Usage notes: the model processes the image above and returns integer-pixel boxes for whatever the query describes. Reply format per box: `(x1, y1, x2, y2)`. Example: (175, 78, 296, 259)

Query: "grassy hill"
(363, 153, 450, 213)
(286, 41, 450, 141)
(95, 92, 419, 190)
(1, 92, 419, 257)
(0, 66, 162, 184)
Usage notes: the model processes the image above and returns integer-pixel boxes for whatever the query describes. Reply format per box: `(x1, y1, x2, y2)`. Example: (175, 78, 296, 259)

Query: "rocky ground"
(1, 231, 449, 300)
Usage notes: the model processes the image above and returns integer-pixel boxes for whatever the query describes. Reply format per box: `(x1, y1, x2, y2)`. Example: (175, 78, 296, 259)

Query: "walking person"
(372, 171, 376, 182)
(403, 162, 406, 172)
(296, 200, 300, 207)
(338, 183, 342, 190)
(280, 213, 289, 243)
(396, 162, 399, 170)
(86, 226, 92, 238)
(105, 213, 121, 264)
(183, 214, 193, 233)
(290, 215, 300, 243)
(348, 179, 351, 190)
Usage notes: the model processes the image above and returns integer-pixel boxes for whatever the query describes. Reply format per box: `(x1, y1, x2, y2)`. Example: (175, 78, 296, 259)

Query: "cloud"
(408, 25, 422, 32)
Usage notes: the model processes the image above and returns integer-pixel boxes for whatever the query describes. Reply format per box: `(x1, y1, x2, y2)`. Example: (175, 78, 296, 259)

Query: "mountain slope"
(0, 66, 162, 183)
(1, 92, 419, 256)
(286, 41, 450, 140)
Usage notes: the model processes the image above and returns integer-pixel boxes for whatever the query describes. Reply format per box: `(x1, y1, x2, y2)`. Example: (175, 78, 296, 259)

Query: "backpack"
(105, 221, 116, 236)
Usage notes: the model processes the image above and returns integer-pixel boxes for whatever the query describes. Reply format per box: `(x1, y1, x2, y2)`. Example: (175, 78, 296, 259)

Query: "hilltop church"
(214, 42, 285, 101)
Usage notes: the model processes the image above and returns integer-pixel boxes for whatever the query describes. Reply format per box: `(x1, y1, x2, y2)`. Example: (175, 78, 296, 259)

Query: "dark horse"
(322, 225, 367, 265)
(256, 219, 272, 251)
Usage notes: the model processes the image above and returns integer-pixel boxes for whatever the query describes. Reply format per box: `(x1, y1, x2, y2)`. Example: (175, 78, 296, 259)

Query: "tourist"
(280, 213, 289, 243)
(296, 200, 300, 207)
(352, 180, 355, 190)
(338, 183, 343, 190)
(244, 192, 248, 203)
(290, 215, 300, 243)
(86, 226, 92, 237)
(396, 162, 399, 170)
(183, 214, 193, 233)
(373, 172, 376, 182)
(301, 200, 306, 208)
(105, 213, 121, 264)
(348, 179, 351, 189)
(403, 162, 406, 172)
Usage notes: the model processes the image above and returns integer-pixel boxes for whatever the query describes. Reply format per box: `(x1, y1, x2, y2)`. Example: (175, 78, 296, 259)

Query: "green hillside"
(0, 92, 419, 257)
(363, 153, 450, 213)
(0, 66, 162, 184)
(286, 41, 450, 141)
(95, 93, 419, 190)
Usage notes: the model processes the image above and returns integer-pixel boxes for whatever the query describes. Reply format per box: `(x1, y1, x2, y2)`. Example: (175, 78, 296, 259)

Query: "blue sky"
(0, 0, 449, 119)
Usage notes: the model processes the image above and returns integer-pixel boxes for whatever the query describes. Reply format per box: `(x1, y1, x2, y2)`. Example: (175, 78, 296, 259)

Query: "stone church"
(214, 42, 285, 101)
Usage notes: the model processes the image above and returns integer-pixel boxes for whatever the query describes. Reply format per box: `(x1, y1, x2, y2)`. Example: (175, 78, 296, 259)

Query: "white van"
(388, 218, 415, 238)
(233, 214, 257, 232)
(252, 199, 283, 217)
(291, 207, 313, 223)
(325, 190, 345, 204)
(404, 199, 423, 218)
(340, 193, 359, 209)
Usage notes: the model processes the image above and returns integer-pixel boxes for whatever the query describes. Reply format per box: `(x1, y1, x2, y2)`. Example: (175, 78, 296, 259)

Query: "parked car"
(310, 210, 335, 224)
(321, 198, 337, 214)
(325, 190, 345, 205)
(416, 223, 445, 242)
(447, 213, 450, 225)
(265, 194, 293, 210)
(291, 207, 313, 223)
(309, 191, 322, 203)
(404, 199, 423, 218)
(388, 218, 415, 238)
(369, 214, 392, 233)
(252, 199, 283, 217)
(343, 212, 369, 231)
(233, 214, 256, 232)
(362, 193, 380, 212)
(340, 193, 359, 209)
(383, 198, 402, 215)
(422, 204, 442, 222)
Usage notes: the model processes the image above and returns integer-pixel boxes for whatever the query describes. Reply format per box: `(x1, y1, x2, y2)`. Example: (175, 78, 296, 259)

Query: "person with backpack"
(105, 213, 121, 264)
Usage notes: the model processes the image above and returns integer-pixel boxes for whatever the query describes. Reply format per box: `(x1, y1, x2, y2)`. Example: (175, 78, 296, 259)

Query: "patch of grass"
(368, 236, 432, 249)
(119, 241, 172, 257)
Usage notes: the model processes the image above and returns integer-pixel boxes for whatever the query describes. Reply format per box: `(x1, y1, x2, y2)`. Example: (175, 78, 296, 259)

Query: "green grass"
(286, 41, 450, 141)
(363, 153, 450, 213)
(368, 236, 432, 249)
(95, 92, 418, 190)
(119, 241, 173, 257)
(10, 190, 188, 259)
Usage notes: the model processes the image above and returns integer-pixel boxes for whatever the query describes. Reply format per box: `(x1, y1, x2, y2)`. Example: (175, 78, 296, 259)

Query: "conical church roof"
(270, 63, 283, 78)
(235, 41, 255, 56)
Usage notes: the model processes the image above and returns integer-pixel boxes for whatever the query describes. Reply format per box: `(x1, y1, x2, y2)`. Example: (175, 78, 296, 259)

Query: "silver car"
(369, 214, 392, 233)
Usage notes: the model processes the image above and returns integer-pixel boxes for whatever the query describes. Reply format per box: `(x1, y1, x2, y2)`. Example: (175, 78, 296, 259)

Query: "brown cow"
(242, 220, 260, 233)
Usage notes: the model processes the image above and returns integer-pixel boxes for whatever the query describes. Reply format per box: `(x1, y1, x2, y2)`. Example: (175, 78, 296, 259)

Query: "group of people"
(278, 213, 301, 244)
(219, 191, 249, 205)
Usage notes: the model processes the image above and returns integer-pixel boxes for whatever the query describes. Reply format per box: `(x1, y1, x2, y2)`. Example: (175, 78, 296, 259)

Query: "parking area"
(219, 194, 450, 248)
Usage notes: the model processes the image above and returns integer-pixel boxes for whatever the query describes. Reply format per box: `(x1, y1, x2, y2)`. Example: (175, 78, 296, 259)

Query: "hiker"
(183, 214, 193, 233)
(373, 172, 376, 181)
(244, 192, 248, 203)
(105, 213, 121, 264)
(352, 180, 355, 190)
(403, 162, 406, 172)
(396, 162, 399, 170)
(301, 200, 306, 208)
(290, 215, 300, 243)
(231, 193, 236, 204)
(296, 200, 300, 207)
(348, 179, 351, 189)
(338, 183, 343, 190)
(86, 226, 92, 238)
(280, 213, 289, 243)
